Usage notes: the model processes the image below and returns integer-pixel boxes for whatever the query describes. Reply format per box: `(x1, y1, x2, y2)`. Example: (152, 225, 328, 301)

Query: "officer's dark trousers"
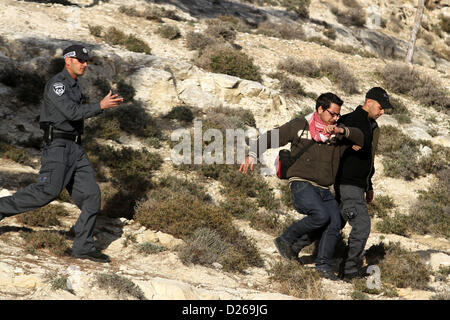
(337, 184, 371, 274)
(0, 139, 101, 255)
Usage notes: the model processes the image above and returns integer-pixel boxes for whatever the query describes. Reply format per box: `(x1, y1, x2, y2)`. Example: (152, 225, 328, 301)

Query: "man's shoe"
(72, 250, 111, 263)
(274, 237, 297, 260)
(316, 269, 339, 281)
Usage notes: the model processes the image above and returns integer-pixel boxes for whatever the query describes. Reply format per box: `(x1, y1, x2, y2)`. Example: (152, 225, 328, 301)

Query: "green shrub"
(117, 80, 136, 102)
(323, 26, 337, 40)
(408, 169, 450, 238)
(280, 0, 311, 18)
(278, 57, 321, 78)
(124, 34, 152, 54)
(268, 260, 325, 299)
(440, 15, 450, 33)
(88, 25, 103, 38)
(96, 273, 146, 300)
(198, 45, 262, 81)
(368, 195, 396, 218)
(319, 59, 359, 94)
(381, 63, 449, 111)
(378, 125, 449, 180)
(20, 231, 70, 256)
(88, 102, 162, 141)
(44, 271, 69, 290)
(102, 27, 152, 54)
(157, 25, 181, 40)
(178, 227, 232, 267)
(0, 142, 29, 165)
(256, 20, 305, 40)
(185, 32, 214, 51)
(134, 186, 263, 273)
(280, 77, 308, 98)
(376, 212, 409, 236)
(377, 242, 432, 289)
(16, 204, 70, 227)
(137, 242, 167, 255)
(335, 9, 366, 27)
(0, 67, 45, 105)
(165, 105, 195, 123)
(205, 20, 237, 42)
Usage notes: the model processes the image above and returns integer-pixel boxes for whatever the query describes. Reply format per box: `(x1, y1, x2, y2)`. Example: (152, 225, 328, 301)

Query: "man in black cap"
(334, 87, 393, 281)
(0, 44, 123, 263)
(289, 87, 393, 280)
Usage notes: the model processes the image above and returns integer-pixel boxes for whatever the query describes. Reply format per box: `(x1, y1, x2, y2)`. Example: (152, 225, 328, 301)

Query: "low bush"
(165, 105, 195, 123)
(378, 125, 450, 180)
(0, 140, 30, 165)
(134, 185, 263, 273)
(368, 195, 396, 218)
(157, 25, 181, 40)
(87, 102, 162, 141)
(440, 15, 450, 33)
(16, 204, 70, 227)
(335, 9, 366, 27)
(20, 230, 70, 256)
(137, 242, 167, 255)
(185, 32, 215, 51)
(269, 260, 325, 299)
(256, 20, 305, 40)
(0, 66, 46, 105)
(178, 227, 232, 267)
(280, 0, 311, 19)
(371, 242, 432, 290)
(376, 212, 409, 236)
(196, 44, 261, 82)
(319, 59, 359, 94)
(407, 169, 450, 238)
(96, 273, 146, 300)
(205, 20, 237, 43)
(381, 63, 449, 112)
(98, 26, 152, 55)
(278, 57, 321, 78)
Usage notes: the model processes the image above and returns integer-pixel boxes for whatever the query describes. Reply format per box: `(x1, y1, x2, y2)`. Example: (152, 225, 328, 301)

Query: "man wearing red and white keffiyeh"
(306, 110, 337, 142)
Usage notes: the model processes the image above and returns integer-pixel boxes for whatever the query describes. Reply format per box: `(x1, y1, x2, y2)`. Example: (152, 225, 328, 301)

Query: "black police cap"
(63, 44, 89, 61)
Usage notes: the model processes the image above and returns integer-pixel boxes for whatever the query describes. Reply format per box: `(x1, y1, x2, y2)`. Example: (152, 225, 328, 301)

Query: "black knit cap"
(63, 44, 89, 61)
(366, 87, 393, 109)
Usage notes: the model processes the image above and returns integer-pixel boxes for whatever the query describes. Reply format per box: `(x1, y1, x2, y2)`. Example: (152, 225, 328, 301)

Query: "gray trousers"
(337, 184, 371, 274)
(0, 139, 101, 255)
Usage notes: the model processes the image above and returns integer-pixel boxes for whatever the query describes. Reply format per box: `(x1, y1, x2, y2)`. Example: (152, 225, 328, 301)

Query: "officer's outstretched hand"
(239, 156, 255, 174)
(100, 90, 124, 110)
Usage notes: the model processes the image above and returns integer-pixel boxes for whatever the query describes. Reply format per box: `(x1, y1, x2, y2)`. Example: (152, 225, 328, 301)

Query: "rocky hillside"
(0, 0, 449, 301)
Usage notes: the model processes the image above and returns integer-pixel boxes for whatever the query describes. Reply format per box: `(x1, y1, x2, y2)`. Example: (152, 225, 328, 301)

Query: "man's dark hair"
(315, 92, 343, 111)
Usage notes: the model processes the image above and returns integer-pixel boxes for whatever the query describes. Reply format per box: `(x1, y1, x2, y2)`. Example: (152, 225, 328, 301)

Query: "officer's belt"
(52, 132, 81, 144)
(42, 125, 81, 144)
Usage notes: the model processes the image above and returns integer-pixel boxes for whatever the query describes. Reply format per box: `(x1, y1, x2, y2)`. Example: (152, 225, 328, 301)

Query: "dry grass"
(269, 260, 325, 299)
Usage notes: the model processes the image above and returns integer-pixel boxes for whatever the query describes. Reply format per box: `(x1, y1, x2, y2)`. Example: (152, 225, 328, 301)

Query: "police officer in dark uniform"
(0, 44, 123, 263)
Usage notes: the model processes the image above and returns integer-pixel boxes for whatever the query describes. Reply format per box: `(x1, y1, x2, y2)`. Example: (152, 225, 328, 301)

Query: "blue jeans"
(281, 181, 341, 271)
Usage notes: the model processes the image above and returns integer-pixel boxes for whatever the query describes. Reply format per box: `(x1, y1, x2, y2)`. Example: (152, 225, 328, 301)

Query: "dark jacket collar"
(61, 68, 78, 87)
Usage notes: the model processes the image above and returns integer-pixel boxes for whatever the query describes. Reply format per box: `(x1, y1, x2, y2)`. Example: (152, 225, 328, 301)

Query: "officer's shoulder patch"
(52, 82, 65, 96)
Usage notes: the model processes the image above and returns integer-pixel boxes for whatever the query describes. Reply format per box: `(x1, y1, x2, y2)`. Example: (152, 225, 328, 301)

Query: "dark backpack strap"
(290, 139, 315, 162)
(290, 121, 315, 162)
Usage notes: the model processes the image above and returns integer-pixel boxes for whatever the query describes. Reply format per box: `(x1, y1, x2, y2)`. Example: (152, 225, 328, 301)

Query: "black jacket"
(335, 106, 379, 191)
